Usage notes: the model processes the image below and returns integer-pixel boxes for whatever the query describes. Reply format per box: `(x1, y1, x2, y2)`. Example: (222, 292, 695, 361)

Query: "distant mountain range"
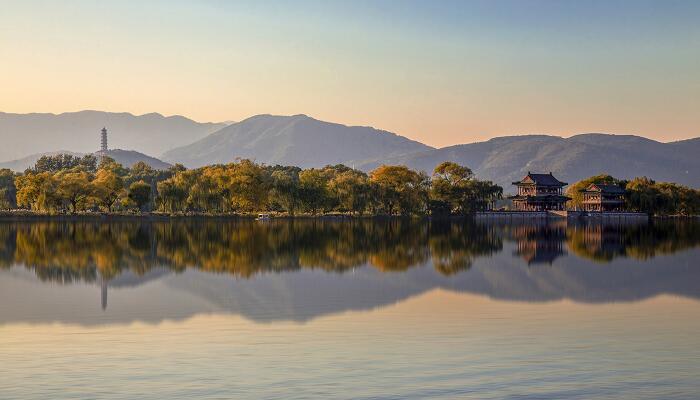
(0, 149, 171, 171)
(0, 110, 225, 162)
(1, 111, 698, 189)
(162, 114, 433, 168)
(356, 134, 700, 190)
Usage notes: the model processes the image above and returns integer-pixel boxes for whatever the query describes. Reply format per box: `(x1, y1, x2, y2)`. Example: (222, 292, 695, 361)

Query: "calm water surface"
(0, 219, 699, 399)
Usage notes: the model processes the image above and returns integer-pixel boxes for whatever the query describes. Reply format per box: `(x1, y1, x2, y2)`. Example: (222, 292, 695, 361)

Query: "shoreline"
(0, 210, 696, 221)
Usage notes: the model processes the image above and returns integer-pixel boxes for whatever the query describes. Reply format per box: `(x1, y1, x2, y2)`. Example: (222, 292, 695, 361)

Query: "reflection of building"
(509, 172, 571, 211)
(511, 222, 567, 265)
(566, 223, 630, 262)
(101, 277, 108, 310)
(579, 184, 625, 212)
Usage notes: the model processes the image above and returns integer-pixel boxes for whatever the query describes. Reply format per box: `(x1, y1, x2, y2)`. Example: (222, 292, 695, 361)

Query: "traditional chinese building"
(579, 183, 626, 212)
(509, 172, 570, 211)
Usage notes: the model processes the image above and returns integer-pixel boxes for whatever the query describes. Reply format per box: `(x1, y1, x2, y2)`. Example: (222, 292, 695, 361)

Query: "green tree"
(128, 180, 152, 211)
(299, 168, 330, 214)
(156, 177, 188, 212)
(270, 168, 301, 215)
(34, 154, 97, 173)
(188, 172, 222, 212)
(0, 169, 17, 209)
(566, 174, 625, 209)
(626, 177, 661, 214)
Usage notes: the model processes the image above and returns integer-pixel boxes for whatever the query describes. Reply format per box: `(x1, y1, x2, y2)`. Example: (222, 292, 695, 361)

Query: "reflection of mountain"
(0, 219, 698, 325)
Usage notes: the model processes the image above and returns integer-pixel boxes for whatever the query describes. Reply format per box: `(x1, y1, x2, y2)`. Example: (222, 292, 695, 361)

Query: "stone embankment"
(475, 211, 648, 221)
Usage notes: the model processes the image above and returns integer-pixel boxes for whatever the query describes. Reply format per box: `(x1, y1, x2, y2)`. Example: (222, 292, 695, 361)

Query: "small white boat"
(255, 213, 271, 221)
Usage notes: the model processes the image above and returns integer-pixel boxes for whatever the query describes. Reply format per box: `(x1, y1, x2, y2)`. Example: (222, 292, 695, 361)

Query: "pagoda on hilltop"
(98, 127, 109, 161)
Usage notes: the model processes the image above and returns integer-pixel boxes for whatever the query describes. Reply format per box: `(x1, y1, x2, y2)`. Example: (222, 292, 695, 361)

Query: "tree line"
(0, 154, 503, 216)
(566, 174, 700, 216)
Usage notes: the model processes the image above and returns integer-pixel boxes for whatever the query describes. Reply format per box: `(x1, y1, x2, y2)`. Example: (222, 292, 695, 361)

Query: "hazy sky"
(1, 0, 698, 147)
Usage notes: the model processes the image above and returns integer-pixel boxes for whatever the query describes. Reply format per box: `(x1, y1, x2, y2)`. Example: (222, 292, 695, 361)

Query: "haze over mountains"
(0, 110, 225, 161)
(162, 114, 699, 189)
(162, 114, 432, 168)
(358, 134, 700, 190)
(1, 111, 697, 190)
(0, 149, 171, 172)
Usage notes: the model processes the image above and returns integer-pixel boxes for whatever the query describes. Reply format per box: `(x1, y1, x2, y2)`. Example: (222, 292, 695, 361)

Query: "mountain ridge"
(356, 133, 700, 190)
(0, 110, 226, 162)
(162, 114, 433, 168)
(2, 111, 697, 189)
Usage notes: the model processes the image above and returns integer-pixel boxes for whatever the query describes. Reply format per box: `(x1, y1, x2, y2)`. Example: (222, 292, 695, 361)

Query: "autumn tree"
(430, 162, 474, 214)
(370, 165, 428, 215)
(55, 170, 92, 212)
(224, 160, 271, 212)
(328, 170, 371, 214)
(92, 166, 125, 212)
(15, 172, 60, 211)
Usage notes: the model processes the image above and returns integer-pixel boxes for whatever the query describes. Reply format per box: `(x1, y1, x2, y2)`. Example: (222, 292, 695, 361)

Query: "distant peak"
(141, 112, 164, 118)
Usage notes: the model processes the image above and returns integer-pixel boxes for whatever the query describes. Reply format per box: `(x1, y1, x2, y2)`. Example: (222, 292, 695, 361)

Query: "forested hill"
(162, 114, 433, 168)
(0, 149, 171, 171)
(357, 134, 700, 191)
(0, 111, 225, 161)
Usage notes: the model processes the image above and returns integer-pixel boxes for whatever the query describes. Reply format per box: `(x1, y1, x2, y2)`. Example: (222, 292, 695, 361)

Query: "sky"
(0, 0, 698, 147)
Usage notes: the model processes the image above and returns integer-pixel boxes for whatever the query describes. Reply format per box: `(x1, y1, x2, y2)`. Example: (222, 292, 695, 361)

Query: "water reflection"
(0, 218, 699, 324)
(0, 219, 506, 282)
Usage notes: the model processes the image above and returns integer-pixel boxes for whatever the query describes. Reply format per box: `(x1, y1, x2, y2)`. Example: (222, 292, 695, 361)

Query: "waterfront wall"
(475, 211, 648, 221)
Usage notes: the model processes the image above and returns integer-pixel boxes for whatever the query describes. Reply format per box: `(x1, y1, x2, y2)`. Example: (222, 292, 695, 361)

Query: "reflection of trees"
(429, 222, 502, 274)
(11, 222, 156, 282)
(567, 220, 700, 262)
(4, 219, 697, 283)
(0, 219, 502, 282)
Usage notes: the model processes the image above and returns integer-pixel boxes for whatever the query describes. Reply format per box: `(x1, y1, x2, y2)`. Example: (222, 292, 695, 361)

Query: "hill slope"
(357, 134, 700, 191)
(0, 110, 226, 162)
(0, 149, 171, 171)
(100, 149, 172, 170)
(162, 114, 433, 168)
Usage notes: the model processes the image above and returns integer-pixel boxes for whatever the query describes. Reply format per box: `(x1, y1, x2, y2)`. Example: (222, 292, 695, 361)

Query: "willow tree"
(92, 167, 125, 212)
(370, 165, 428, 215)
(55, 170, 92, 213)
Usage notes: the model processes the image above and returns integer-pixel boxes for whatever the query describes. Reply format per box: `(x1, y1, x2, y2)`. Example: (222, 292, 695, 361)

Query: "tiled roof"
(582, 184, 626, 194)
(513, 172, 567, 186)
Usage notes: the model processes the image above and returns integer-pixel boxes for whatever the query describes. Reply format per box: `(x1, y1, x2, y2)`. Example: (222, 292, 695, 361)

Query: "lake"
(1, 218, 699, 399)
